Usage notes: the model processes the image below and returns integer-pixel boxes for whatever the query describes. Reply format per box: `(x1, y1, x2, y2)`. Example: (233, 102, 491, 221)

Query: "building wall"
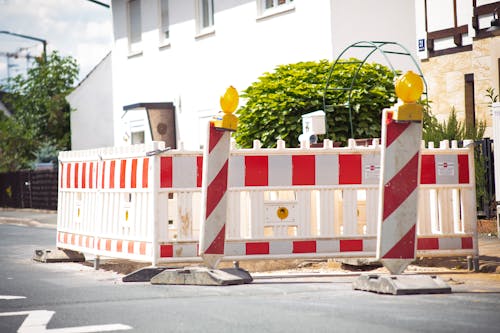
(415, 0, 500, 137)
(421, 37, 500, 136)
(111, 0, 334, 149)
(67, 53, 115, 150)
(110, 0, 419, 150)
(331, 0, 419, 70)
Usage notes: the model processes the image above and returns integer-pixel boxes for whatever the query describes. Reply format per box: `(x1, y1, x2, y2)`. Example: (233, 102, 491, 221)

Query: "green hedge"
(235, 59, 396, 148)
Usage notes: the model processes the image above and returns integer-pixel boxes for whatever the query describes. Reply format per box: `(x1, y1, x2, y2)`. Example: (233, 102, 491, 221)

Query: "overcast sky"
(0, 0, 113, 83)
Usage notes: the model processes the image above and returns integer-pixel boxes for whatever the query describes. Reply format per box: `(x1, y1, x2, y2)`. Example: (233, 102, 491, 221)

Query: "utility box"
(301, 110, 326, 135)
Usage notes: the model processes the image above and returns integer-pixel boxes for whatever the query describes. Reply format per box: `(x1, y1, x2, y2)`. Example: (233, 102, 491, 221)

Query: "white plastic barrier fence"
(57, 139, 477, 265)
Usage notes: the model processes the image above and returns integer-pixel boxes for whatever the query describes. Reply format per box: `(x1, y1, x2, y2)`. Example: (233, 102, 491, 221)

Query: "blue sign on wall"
(418, 39, 425, 52)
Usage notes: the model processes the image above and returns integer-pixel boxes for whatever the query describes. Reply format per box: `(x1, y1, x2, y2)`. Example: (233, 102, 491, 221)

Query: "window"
(159, 0, 170, 43)
(131, 131, 145, 144)
(258, 0, 294, 18)
(464, 73, 475, 130)
(264, 0, 293, 10)
(197, 0, 214, 35)
(128, 0, 142, 54)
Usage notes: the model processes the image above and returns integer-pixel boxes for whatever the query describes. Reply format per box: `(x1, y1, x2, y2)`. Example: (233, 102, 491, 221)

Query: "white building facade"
(108, 0, 418, 150)
(67, 53, 115, 150)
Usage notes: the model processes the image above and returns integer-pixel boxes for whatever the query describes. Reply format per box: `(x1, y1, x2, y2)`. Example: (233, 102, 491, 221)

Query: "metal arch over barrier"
(56, 139, 477, 266)
(323, 41, 428, 139)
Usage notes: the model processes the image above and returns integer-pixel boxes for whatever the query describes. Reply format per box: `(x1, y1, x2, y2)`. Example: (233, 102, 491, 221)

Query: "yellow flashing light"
(213, 86, 239, 131)
(393, 71, 424, 122)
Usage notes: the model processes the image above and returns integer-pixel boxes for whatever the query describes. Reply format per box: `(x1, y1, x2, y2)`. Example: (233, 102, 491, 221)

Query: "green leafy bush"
(235, 59, 396, 148)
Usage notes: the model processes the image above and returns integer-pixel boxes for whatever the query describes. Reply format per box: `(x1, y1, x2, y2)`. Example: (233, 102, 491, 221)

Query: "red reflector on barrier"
(160, 156, 172, 188)
(246, 242, 269, 255)
(197, 156, 203, 187)
(461, 237, 473, 249)
(339, 155, 362, 184)
(417, 237, 439, 250)
(420, 155, 436, 184)
(458, 154, 469, 184)
(160, 244, 173, 257)
(245, 156, 268, 186)
(293, 240, 316, 253)
(340, 239, 363, 252)
(292, 155, 315, 185)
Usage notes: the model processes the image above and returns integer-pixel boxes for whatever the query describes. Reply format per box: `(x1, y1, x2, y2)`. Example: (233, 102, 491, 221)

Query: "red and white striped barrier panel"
(199, 122, 231, 268)
(57, 143, 162, 263)
(56, 139, 477, 265)
(376, 110, 422, 274)
(155, 234, 474, 262)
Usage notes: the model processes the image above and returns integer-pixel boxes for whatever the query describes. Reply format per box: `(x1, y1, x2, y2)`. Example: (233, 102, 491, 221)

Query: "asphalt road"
(1, 224, 499, 333)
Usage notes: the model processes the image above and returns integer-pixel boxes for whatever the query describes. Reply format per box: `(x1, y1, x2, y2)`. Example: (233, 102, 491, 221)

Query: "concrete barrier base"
(352, 274, 451, 295)
(150, 266, 252, 286)
(123, 267, 169, 282)
(33, 249, 85, 263)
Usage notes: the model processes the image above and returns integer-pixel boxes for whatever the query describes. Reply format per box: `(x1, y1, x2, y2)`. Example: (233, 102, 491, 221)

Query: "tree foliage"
(0, 51, 78, 172)
(235, 59, 396, 148)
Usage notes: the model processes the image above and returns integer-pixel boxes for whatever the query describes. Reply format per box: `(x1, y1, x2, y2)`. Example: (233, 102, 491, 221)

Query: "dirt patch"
(477, 218, 498, 236)
(80, 238, 500, 276)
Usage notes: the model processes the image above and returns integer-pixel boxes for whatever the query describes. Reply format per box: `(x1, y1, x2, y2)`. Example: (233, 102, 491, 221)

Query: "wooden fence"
(0, 168, 58, 210)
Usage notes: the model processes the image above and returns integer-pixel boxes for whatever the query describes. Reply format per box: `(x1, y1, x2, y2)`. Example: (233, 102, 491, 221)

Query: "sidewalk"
(0, 207, 57, 228)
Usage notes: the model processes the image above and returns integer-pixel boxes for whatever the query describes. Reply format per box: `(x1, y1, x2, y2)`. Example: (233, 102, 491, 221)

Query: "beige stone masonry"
(421, 36, 500, 136)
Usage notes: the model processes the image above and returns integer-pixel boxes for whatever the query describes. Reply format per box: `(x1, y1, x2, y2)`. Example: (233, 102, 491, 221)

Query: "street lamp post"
(0, 31, 47, 62)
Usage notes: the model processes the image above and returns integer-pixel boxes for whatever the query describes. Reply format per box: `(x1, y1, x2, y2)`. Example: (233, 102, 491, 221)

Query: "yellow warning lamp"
(213, 86, 239, 131)
(393, 71, 424, 122)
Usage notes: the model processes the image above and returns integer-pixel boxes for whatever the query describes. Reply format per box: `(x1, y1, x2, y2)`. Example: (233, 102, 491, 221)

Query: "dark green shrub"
(235, 59, 396, 148)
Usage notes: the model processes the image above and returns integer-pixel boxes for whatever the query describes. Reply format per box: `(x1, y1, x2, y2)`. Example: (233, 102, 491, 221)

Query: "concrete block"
(220, 267, 253, 284)
(150, 266, 252, 286)
(352, 274, 452, 295)
(33, 249, 85, 263)
(122, 267, 169, 282)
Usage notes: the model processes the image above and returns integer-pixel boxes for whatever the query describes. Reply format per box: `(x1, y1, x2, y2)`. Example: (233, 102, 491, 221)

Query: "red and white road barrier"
(199, 122, 231, 268)
(56, 138, 477, 266)
(376, 111, 423, 274)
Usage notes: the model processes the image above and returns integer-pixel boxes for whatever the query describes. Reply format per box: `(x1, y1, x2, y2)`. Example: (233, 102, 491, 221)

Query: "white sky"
(0, 0, 113, 84)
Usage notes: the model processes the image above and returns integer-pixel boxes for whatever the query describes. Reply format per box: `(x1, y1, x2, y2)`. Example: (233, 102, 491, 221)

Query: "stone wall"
(421, 36, 500, 137)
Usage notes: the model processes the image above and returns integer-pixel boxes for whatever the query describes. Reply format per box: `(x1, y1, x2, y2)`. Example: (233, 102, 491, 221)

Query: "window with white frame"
(258, 0, 294, 17)
(159, 0, 170, 43)
(197, 0, 214, 34)
(128, 0, 142, 54)
(264, 0, 293, 9)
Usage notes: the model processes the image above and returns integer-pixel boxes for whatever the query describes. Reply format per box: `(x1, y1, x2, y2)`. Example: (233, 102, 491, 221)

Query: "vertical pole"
(149, 141, 162, 266)
(464, 139, 479, 270)
(491, 102, 500, 238)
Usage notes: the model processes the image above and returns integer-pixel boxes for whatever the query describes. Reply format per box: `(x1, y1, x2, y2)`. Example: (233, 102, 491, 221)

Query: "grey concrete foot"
(33, 249, 85, 263)
(220, 267, 253, 284)
(150, 266, 252, 286)
(122, 267, 169, 282)
(352, 274, 452, 295)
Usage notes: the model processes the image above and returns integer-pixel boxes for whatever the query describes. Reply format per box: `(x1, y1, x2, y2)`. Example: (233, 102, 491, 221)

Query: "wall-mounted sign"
(418, 39, 425, 52)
